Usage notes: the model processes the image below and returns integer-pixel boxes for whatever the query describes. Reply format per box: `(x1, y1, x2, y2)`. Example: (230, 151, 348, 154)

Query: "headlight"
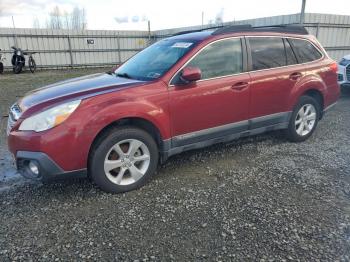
(19, 100, 81, 132)
(16, 51, 21, 56)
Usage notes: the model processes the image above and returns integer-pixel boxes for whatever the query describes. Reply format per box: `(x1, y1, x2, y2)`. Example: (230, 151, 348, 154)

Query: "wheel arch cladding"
(302, 89, 324, 111)
(88, 117, 165, 167)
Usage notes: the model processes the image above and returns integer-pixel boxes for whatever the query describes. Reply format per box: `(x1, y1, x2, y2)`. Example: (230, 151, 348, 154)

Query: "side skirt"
(160, 112, 291, 161)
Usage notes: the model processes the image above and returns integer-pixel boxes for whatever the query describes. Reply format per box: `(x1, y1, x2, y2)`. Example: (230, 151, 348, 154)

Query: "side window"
(284, 39, 298, 65)
(289, 38, 323, 63)
(249, 37, 287, 70)
(186, 38, 243, 80)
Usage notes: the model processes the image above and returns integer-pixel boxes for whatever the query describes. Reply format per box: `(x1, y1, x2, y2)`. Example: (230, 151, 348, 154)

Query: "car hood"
(18, 73, 146, 111)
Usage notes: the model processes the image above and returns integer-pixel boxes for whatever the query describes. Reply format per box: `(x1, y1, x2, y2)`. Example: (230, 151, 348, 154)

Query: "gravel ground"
(0, 69, 350, 261)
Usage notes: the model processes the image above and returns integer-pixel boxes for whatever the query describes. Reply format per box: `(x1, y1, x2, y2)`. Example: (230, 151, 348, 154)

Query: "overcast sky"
(0, 0, 350, 30)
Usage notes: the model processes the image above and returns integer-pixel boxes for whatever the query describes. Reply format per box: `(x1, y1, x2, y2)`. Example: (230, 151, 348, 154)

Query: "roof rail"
(172, 26, 223, 36)
(212, 24, 308, 35)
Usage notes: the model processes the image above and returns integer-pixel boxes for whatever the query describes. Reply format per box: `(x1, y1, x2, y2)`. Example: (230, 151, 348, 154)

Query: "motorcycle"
(0, 49, 4, 74)
(11, 46, 37, 74)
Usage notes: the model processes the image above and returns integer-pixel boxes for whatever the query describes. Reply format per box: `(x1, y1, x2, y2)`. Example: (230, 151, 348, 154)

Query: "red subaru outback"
(7, 25, 339, 193)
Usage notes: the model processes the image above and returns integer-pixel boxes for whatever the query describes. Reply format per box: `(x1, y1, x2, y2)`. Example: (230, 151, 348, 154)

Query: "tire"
(29, 57, 36, 73)
(13, 57, 23, 74)
(0, 62, 3, 74)
(89, 127, 159, 193)
(285, 95, 320, 142)
(13, 64, 22, 74)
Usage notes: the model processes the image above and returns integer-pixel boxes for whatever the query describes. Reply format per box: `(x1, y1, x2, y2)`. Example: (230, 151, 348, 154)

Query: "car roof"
(166, 25, 310, 43)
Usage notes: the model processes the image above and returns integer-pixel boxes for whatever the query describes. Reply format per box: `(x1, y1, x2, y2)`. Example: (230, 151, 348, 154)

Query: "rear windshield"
(115, 39, 198, 81)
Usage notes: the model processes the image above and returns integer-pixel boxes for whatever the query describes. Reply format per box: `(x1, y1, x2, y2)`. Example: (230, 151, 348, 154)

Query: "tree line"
(33, 6, 87, 30)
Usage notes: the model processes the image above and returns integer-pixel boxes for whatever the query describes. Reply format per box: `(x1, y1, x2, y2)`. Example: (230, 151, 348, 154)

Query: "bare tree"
(49, 6, 63, 29)
(46, 6, 87, 30)
(32, 17, 41, 29)
(206, 8, 225, 27)
(71, 7, 87, 30)
(63, 11, 70, 30)
(214, 8, 224, 26)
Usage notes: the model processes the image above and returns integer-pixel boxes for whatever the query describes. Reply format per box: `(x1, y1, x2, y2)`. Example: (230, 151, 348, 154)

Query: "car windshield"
(339, 58, 350, 66)
(115, 39, 198, 81)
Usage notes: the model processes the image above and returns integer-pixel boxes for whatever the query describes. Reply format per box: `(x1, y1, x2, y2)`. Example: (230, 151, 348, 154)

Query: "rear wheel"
(13, 57, 23, 74)
(29, 57, 36, 73)
(285, 95, 320, 142)
(89, 127, 159, 193)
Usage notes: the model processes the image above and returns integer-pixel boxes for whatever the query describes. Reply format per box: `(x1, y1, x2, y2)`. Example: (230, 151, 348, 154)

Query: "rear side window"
(289, 38, 323, 63)
(186, 38, 243, 80)
(249, 37, 287, 70)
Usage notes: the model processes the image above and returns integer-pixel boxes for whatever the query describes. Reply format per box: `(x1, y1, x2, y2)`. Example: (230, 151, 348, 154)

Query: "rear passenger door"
(247, 37, 299, 127)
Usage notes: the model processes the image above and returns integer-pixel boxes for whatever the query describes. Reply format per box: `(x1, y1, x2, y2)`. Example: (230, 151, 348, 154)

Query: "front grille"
(346, 65, 350, 81)
(338, 74, 344, 82)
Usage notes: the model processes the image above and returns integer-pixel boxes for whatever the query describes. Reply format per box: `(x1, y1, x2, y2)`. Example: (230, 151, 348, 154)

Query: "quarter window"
(249, 37, 287, 70)
(184, 38, 243, 80)
(289, 38, 322, 63)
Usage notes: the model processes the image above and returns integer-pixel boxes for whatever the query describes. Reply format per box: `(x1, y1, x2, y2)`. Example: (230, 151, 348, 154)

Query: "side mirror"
(180, 66, 201, 83)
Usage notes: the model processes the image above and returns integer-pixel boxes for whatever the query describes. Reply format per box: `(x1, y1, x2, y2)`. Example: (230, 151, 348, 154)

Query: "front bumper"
(337, 64, 350, 87)
(340, 83, 350, 88)
(16, 151, 87, 181)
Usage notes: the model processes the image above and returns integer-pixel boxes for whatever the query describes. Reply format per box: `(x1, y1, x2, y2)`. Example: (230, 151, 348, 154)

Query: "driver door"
(168, 38, 251, 147)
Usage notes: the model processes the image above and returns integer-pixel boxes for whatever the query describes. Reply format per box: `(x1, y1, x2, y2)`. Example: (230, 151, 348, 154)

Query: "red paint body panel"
(7, 31, 340, 173)
(9, 81, 170, 170)
(169, 73, 251, 136)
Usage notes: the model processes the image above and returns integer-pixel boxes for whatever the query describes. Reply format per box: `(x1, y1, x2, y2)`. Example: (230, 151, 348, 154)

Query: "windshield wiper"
(116, 72, 133, 79)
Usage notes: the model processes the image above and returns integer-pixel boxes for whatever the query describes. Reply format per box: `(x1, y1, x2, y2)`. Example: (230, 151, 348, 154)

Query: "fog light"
(28, 161, 39, 175)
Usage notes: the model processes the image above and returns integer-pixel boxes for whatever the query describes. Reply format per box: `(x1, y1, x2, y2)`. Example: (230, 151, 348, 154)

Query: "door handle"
(231, 81, 249, 91)
(289, 72, 302, 81)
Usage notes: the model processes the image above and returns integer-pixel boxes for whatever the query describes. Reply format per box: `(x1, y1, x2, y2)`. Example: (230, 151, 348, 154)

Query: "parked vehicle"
(337, 54, 350, 88)
(0, 49, 4, 74)
(11, 46, 36, 74)
(7, 25, 340, 193)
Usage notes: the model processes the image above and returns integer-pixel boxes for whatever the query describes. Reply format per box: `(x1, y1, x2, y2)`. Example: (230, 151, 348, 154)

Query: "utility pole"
(201, 11, 204, 28)
(147, 20, 151, 44)
(12, 16, 18, 47)
(300, 0, 306, 25)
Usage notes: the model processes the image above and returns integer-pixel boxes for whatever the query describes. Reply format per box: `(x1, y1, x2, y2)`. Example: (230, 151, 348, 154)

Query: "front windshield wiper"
(116, 72, 133, 79)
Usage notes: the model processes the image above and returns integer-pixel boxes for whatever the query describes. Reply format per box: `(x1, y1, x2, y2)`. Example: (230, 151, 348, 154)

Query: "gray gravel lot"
(0, 69, 350, 261)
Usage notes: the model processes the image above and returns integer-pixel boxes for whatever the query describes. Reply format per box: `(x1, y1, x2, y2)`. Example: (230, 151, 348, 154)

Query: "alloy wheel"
(104, 139, 151, 185)
(295, 104, 317, 136)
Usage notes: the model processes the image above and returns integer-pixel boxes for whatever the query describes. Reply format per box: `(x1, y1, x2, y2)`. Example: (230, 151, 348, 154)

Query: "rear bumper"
(16, 151, 87, 181)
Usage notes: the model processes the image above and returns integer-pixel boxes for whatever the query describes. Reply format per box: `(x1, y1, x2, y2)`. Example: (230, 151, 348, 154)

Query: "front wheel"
(0, 62, 3, 74)
(285, 95, 320, 142)
(89, 127, 159, 193)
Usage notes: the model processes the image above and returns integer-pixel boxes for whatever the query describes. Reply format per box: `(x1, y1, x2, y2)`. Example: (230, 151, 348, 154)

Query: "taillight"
(329, 62, 338, 73)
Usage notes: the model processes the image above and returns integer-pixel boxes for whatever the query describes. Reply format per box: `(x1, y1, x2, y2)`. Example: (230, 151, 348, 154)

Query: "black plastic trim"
(162, 122, 289, 159)
(16, 151, 87, 181)
(161, 112, 291, 160)
(212, 25, 308, 36)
